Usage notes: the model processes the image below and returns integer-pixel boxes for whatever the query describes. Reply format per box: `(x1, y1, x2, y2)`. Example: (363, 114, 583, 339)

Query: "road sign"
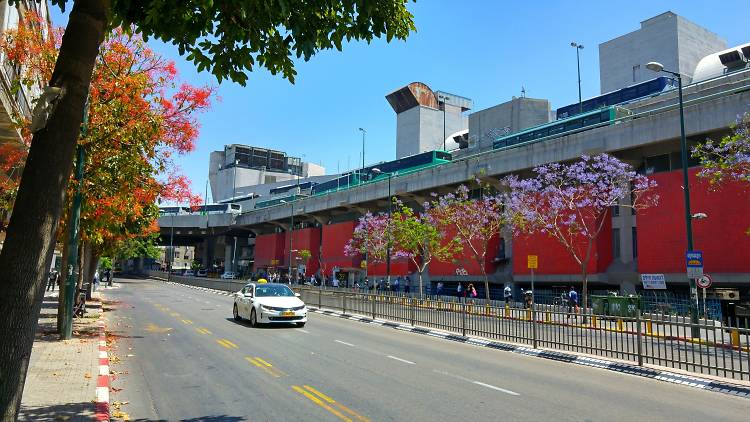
(686, 250, 703, 279)
(697, 274, 712, 289)
(640, 274, 666, 289)
(527, 255, 538, 269)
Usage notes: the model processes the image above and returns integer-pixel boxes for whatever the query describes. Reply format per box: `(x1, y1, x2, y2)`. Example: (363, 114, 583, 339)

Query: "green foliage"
(50, 0, 417, 86)
(391, 202, 461, 271)
(298, 249, 312, 262)
(191, 259, 202, 270)
(99, 256, 113, 270)
(113, 234, 161, 260)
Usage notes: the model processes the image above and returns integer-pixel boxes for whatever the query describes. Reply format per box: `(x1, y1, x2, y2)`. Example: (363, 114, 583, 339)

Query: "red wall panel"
(513, 209, 612, 276)
(254, 233, 285, 268)
(367, 259, 414, 277)
(320, 221, 358, 275)
(430, 226, 501, 276)
(283, 227, 321, 275)
(638, 168, 750, 273)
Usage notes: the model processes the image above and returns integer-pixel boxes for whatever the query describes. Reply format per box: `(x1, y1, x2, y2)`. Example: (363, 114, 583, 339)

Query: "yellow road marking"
(292, 386, 352, 422)
(216, 338, 239, 349)
(195, 327, 212, 335)
(144, 323, 172, 333)
(169, 312, 180, 317)
(245, 357, 285, 378)
(181, 319, 193, 325)
(254, 357, 272, 367)
(303, 386, 369, 422)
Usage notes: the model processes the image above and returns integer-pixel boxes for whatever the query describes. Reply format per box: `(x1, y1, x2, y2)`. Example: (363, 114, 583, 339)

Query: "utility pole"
(62, 97, 90, 339)
(61, 145, 85, 340)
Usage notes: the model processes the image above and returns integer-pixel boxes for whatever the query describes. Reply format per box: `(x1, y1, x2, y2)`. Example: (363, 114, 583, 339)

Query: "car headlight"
(260, 305, 275, 312)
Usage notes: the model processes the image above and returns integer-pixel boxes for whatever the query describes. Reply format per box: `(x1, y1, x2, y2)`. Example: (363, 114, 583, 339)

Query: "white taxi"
(232, 283, 307, 327)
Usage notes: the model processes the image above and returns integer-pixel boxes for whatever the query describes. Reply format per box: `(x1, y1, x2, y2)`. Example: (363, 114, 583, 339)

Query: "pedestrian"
(310, 275, 316, 285)
(567, 286, 579, 318)
(393, 276, 400, 292)
(106, 268, 113, 287)
(524, 289, 533, 309)
(46, 271, 57, 291)
(332, 276, 339, 288)
(93, 269, 100, 291)
(467, 283, 477, 299)
(456, 282, 463, 298)
(385, 278, 391, 291)
(436, 281, 444, 296)
(404, 276, 411, 294)
(503, 285, 512, 306)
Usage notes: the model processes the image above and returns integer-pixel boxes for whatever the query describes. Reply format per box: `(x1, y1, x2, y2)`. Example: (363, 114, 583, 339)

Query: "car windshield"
(254, 284, 295, 297)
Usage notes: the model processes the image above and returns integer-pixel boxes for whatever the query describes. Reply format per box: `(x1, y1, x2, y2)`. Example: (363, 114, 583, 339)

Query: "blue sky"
(51, 1, 749, 200)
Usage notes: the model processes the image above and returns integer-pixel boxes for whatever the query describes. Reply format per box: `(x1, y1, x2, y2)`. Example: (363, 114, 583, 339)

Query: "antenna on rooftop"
(521, 86, 526, 98)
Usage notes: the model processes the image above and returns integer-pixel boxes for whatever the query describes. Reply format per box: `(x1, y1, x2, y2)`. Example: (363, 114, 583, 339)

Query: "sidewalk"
(18, 285, 112, 421)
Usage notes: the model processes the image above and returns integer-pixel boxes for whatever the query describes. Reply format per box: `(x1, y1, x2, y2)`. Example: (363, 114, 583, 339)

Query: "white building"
(599, 11, 726, 93)
(208, 144, 325, 203)
(385, 82, 472, 158)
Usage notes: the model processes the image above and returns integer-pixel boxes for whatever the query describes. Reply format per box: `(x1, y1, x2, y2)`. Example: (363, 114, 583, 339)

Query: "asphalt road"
(104, 278, 749, 421)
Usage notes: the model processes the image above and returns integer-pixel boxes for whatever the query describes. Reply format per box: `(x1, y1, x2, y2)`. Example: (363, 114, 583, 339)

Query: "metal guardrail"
(295, 286, 750, 381)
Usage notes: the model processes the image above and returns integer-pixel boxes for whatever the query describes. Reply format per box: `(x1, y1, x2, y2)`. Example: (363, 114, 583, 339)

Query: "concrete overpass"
(158, 70, 750, 281)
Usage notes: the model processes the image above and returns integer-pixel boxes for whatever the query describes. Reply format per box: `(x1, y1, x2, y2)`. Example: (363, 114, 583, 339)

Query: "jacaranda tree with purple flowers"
(345, 212, 392, 283)
(503, 154, 659, 315)
(429, 184, 507, 301)
(391, 200, 462, 298)
(693, 113, 750, 188)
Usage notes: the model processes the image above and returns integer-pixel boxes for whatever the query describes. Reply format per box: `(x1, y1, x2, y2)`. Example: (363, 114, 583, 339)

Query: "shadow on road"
(224, 317, 301, 330)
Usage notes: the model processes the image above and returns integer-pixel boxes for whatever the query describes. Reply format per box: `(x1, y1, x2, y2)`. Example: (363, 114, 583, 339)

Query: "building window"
(612, 228, 621, 259)
(632, 64, 640, 82)
(632, 227, 638, 259)
(611, 205, 620, 217)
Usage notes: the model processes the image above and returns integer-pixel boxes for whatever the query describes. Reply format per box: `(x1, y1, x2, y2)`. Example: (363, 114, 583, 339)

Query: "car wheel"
(233, 304, 241, 321)
(297, 322, 305, 328)
(250, 308, 258, 327)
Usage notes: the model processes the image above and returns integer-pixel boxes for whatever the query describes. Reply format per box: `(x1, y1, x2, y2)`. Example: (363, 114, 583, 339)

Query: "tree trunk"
(581, 265, 589, 323)
(0, 1, 109, 418)
(481, 268, 490, 302)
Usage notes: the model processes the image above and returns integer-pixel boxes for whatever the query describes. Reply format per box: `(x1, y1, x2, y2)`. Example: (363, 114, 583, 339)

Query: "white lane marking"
(472, 381, 520, 396)
(434, 370, 520, 396)
(297, 329, 310, 334)
(387, 355, 415, 365)
(335, 340, 355, 347)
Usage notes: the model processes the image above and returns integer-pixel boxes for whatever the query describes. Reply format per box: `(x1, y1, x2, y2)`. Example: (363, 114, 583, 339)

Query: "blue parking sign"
(686, 251, 703, 267)
(686, 250, 703, 278)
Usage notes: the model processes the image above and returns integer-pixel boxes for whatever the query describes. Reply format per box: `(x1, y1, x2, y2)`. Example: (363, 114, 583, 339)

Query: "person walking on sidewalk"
(504, 285, 512, 306)
(456, 282, 463, 298)
(567, 286, 579, 318)
(46, 271, 58, 291)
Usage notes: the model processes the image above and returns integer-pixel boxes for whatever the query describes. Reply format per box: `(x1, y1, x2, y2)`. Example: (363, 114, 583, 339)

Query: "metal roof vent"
(741, 46, 750, 61)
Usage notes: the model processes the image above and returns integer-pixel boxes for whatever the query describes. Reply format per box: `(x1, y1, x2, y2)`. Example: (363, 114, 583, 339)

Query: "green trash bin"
(607, 296, 641, 317)
(591, 296, 608, 316)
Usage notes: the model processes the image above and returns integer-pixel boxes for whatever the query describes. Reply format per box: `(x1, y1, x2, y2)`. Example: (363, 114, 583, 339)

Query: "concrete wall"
(468, 97, 551, 150)
(599, 12, 725, 94)
(396, 105, 468, 158)
(147, 270, 247, 292)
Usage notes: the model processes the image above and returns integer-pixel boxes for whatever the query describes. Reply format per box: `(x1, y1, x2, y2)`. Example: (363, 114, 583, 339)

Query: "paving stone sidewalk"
(18, 287, 106, 421)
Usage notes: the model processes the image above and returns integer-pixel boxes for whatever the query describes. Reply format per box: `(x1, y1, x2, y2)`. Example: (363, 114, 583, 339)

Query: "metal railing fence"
(297, 287, 750, 381)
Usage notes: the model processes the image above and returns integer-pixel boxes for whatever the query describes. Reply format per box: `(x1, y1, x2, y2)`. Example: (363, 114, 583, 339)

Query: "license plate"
(282, 311, 294, 316)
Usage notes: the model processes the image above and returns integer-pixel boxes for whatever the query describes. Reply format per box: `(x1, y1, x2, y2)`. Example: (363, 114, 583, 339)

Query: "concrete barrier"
(146, 270, 246, 293)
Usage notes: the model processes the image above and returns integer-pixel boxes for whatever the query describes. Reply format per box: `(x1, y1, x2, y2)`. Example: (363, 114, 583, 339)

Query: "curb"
(95, 302, 110, 421)
(157, 279, 750, 399)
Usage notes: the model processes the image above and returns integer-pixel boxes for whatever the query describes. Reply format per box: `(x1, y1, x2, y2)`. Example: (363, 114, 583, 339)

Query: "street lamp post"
(571, 42, 584, 114)
(646, 61, 699, 337)
(372, 168, 393, 285)
(281, 199, 295, 282)
(358, 128, 366, 184)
